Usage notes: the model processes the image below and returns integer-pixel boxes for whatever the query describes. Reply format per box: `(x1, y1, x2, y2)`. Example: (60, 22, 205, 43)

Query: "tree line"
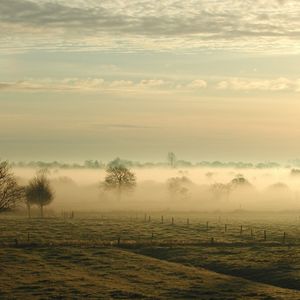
(0, 157, 295, 216)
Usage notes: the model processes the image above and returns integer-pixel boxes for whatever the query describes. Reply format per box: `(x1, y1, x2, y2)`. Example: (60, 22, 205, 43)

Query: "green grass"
(0, 211, 299, 299)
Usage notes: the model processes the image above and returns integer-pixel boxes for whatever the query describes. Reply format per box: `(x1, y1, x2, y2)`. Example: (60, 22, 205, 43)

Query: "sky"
(1, 0, 300, 162)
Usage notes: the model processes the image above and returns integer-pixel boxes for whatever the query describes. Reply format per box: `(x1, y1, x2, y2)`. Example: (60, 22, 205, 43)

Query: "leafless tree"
(0, 161, 24, 212)
(103, 165, 136, 201)
(167, 176, 192, 200)
(167, 152, 176, 168)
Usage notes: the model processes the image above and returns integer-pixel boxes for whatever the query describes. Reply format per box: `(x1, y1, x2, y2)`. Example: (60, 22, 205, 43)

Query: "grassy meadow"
(0, 211, 299, 299)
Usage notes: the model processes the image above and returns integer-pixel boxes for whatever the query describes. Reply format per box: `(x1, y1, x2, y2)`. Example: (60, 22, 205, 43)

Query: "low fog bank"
(14, 167, 300, 212)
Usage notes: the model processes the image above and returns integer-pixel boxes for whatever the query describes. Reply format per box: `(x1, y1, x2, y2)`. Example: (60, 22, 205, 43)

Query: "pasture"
(0, 211, 299, 299)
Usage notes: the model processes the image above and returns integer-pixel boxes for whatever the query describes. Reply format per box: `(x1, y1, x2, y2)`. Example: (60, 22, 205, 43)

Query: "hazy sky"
(1, 0, 300, 162)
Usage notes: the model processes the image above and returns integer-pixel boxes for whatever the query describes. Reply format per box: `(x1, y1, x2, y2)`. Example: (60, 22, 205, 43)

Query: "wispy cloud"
(1, 0, 300, 53)
(217, 77, 300, 92)
(1, 77, 300, 93)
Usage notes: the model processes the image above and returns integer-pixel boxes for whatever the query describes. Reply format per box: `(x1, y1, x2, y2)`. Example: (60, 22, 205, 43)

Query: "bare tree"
(167, 152, 176, 168)
(167, 176, 192, 200)
(0, 161, 24, 212)
(26, 174, 54, 217)
(103, 165, 136, 200)
(210, 183, 230, 201)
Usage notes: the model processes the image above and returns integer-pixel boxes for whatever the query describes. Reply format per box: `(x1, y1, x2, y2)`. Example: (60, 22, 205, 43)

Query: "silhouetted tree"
(167, 152, 176, 168)
(0, 161, 24, 212)
(229, 174, 252, 190)
(26, 174, 54, 217)
(167, 176, 192, 200)
(210, 183, 230, 201)
(103, 165, 136, 200)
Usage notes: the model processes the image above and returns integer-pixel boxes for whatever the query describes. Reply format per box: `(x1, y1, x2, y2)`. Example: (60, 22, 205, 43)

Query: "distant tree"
(84, 160, 103, 169)
(291, 169, 300, 177)
(210, 183, 230, 201)
(167, 152, 176, 168)
(229, 174, 252, 190)
(103, 165, 136, 200)
(167, 176, 192, 200)
(26, 174, 54, 217)
(267, 182, 289, 191)
(0, 161, 24, 212)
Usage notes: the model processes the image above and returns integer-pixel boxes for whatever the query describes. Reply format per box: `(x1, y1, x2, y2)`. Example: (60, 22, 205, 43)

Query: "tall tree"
(103, 165, 136, 200)
(0, 161, 24, 212)
(167, 152, 176, 168)
(26, 174, 54, 217)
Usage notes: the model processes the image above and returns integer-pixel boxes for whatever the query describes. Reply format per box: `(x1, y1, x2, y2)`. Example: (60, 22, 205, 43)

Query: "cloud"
(0, 0, 300, 53)
(217, 77, 300, 92)
(1, 77, 300, 94)
(186, 80, 207, 89)
(0, 78, 170, 93)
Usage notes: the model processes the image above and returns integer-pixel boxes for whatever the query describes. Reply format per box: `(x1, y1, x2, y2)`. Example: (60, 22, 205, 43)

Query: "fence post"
(283, 232, 286, 244)
(172, 217, 174, 225)
(206, 221, 209, 230)
(240, 225, 243, 235)
(264, 230, 267, 241)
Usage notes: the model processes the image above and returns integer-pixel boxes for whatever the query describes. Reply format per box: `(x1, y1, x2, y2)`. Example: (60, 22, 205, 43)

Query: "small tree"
(210, 183, 230, 201)
(229, 174, 252, 190)
(103, 165, 136, 200)
(167, 176, 192, 200)
(26, 174, 54, 217)
(0, 161, 24, 212)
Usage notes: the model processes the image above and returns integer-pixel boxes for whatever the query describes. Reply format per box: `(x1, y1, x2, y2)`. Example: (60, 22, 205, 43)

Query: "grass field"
(0, 211, 299, 299)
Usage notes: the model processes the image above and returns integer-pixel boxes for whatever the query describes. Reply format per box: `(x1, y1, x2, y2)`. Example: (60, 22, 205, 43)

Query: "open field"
(0, 212, 300, 299)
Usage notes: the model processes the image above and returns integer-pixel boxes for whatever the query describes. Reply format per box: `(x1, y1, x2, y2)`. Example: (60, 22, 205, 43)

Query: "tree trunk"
(116, 185, 122, 201)
(40, 205, 44, 218)
(27, 203, 31, 219)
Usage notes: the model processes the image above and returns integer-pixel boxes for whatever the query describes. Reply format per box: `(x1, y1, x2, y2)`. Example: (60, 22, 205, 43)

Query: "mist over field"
(2, 1, 300, 298)
(13, 166, 300, 212)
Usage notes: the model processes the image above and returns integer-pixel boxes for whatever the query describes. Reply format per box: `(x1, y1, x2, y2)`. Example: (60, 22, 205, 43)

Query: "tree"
(167, 176, 192, 200)
(210, 183, 230, 201)
(103, 165, 136, 200)
(0, 161, 24, 212)
(229, 174, 252, 190)
(167, 152, 176, 168)
(26, 174, 54, 217)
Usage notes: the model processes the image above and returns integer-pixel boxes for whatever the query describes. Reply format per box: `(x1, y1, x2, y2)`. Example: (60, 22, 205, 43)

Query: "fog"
(14, 167, 300, 212)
